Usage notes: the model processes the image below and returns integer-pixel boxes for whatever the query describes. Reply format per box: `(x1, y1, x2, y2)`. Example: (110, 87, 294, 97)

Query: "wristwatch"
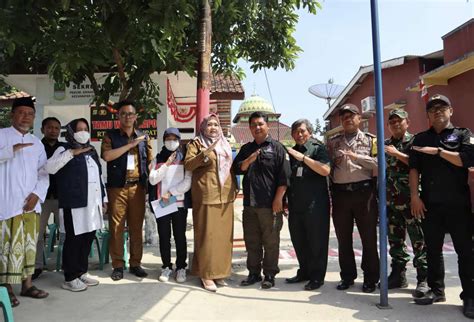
(437, 147, 443, 156)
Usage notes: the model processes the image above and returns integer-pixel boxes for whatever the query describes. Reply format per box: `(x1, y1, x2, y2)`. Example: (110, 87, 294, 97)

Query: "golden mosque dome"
(236, 95, 275, 115)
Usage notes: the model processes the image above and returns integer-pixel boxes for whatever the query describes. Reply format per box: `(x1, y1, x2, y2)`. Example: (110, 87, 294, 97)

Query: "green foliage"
(0, 0, 320, 116)
(313, 117, 323, 136)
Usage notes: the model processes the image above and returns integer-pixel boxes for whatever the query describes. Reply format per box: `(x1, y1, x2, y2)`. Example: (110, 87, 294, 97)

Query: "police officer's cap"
(388, 109, 408, 120)
(426, 94, 451, 110)
(338, 104, 360, 116)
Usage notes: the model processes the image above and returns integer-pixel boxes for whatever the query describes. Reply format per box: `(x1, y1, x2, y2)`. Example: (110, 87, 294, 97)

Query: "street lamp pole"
(370, 0, 391, 309)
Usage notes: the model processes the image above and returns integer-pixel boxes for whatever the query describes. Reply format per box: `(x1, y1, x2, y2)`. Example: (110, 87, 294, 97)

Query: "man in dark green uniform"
(286, 119, 331, 290)
(384, 109, 428, 297)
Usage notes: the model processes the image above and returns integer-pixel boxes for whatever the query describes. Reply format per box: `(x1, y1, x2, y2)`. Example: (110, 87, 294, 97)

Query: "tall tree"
(313, 118, 323, 136)
(0, 0, 321, 113)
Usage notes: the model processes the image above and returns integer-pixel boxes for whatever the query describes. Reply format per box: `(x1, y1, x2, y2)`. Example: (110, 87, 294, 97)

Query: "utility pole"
(196, 0, 212, 132)
(370, 0, 390, 309)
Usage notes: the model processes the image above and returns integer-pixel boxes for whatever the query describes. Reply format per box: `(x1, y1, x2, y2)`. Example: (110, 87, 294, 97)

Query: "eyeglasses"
(427, 106, 449, 114)
(119, 112, 137, 118)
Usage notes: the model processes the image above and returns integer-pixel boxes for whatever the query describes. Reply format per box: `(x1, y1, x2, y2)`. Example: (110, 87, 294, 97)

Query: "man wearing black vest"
(101, 100, 153, 281)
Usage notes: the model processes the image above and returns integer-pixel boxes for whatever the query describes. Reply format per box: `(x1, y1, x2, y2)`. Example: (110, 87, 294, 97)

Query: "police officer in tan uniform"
(327, 103, 379, 293)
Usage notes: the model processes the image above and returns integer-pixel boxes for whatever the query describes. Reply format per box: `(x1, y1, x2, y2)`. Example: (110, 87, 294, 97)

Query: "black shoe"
(261, 275, 275, 289)
(362, 282, 376, 293)
(387, 263, 408, 289)
(414, 290, 446, 305)
(130, 266, 148, 278)
(241, 274, 262, 286)
(304, 280, 324, 290)
(336, 280, 354, 290)
(32, 268, 43, 280)
(463, 298, 474, 319)
(111, 267, 124, 281)
(285, 275, 308, 284)
(413, 281, 430, 298)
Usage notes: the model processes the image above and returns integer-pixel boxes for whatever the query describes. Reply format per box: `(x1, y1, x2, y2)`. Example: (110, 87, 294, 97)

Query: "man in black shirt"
(33, 117, 63, 279)
(233, 111, 291, 289)
(409, 94, 474, 318)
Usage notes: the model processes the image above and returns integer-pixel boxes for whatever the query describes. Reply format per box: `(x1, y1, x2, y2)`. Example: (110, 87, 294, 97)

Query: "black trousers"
(156, 207, 188, 270)
(331, 187, 380, 284)
(288, 202, 330, 282)
(422, 203, 474, 299)
(62, 208, 96, 282)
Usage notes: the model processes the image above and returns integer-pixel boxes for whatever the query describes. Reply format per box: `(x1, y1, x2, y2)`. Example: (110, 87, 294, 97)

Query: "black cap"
(426, 94, 451, 110)
(12, 96, 35, 111)
(339, 104, 360, 115)
(388, 109, 408, 120)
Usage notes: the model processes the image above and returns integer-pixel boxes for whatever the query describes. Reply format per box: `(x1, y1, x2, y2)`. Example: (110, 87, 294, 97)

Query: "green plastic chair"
(97, 230, 129, 270)
(42, 223, 58, 266)
(46, 223, 58, 255)
(0, 286, 14, 322)
(55, 232, 66, 271)
(55, 229, 129, 271)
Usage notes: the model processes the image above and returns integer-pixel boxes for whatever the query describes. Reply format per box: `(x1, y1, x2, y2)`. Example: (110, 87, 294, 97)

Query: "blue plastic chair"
(0, 286, 14, 322)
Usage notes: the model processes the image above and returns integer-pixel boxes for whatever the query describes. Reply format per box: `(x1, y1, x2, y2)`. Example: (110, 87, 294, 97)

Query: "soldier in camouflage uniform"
(384, 109, 428, 297)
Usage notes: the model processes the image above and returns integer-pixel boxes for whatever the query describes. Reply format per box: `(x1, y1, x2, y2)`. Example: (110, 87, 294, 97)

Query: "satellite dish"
(308, 78, 345, 108)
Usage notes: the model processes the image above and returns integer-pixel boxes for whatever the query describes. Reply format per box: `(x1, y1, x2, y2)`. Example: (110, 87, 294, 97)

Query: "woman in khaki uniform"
(184, 114, 237, 292)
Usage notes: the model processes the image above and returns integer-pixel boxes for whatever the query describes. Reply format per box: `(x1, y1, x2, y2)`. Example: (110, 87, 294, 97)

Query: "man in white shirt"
(0, 97, 49, 307)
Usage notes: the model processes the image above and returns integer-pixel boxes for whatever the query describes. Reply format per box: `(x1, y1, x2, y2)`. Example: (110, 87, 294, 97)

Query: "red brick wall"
(216, 100, 231, 136)
(328, 58, 429, 137)
(443, 20, 474, 64)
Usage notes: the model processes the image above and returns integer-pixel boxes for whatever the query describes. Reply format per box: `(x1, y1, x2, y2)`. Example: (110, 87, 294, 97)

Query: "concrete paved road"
(11, 198, 469, 321)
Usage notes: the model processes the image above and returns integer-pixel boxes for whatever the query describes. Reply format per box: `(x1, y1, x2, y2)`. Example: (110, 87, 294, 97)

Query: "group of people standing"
(325, 95, 473, 319)
(0, 94, 472, 319)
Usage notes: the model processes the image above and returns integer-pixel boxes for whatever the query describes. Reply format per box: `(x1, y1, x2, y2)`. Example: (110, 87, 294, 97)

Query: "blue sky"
(231, 0, 474, 127)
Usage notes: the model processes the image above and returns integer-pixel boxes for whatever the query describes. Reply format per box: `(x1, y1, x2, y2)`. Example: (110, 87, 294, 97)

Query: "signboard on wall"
(90, 104, 158, 141)
(52, 74, 121, 104)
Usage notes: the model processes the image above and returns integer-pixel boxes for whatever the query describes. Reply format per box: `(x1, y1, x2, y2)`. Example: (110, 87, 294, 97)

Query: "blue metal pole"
(370, 0, 390, 309)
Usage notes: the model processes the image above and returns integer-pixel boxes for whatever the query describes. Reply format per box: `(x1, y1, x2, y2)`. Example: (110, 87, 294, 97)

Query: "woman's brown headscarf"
(198, 113, 232, 187)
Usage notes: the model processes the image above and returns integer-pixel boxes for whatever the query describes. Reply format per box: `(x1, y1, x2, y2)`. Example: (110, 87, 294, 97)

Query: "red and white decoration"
(166, 79, 217, 127)
(419, 77, 429, 103)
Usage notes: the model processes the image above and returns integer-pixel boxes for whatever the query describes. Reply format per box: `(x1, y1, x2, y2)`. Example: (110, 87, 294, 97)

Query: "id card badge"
(296, 166, 303, 177)
(127, 153, 135, 170)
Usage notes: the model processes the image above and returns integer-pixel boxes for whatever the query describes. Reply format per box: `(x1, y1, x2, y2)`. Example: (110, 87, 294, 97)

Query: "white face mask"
(164, 140, 179, 151)
(74, 131, 90, 144)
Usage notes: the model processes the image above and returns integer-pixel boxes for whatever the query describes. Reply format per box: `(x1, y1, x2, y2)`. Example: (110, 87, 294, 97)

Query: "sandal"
(8, 290, 20, 307)
(20, 285, 49, 299)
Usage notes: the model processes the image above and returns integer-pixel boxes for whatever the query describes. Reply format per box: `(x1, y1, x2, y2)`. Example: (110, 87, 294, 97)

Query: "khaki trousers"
(243, 206, 283, 277)
(107, 184, 145, 268)
(35, 199, 60, 268)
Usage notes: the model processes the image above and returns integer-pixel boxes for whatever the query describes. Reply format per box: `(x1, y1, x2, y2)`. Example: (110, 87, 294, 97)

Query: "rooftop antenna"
(308, 78, 345, 108)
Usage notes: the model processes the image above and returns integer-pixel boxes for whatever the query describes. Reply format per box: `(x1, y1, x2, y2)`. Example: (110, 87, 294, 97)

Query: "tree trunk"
(195, 0, 212, 131)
